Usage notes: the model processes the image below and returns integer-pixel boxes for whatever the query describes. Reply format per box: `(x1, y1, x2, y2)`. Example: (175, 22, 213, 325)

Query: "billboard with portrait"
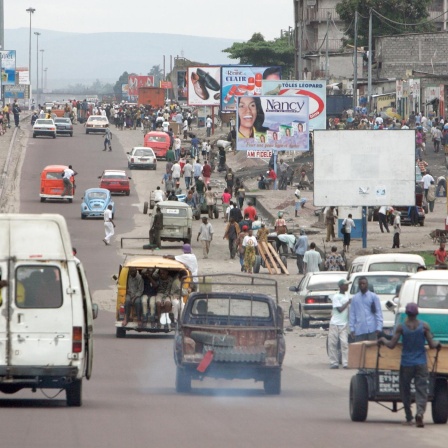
(121, 83, 129, 101)
(262, 80, 326, 130)
(221, 66, 282, 112)
(128, 75, 155, 99)
(187, 66, 221, 106)
(236, 96, 309, 152)
(1, 50, 17, 86)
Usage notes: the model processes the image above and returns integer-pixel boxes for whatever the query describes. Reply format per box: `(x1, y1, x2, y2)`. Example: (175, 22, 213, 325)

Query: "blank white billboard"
(314, 130, 416, 206)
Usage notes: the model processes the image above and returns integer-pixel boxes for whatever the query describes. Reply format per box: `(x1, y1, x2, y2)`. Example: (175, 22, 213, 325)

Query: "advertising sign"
(5, 86, 26, 99)
(187, 66, 221, 106)
(236, 96, 309, 152)
(221, 66, 282, 112)
(128, 75, 155, 99)
(177, 70, 187, 102)
(19, 70, 30, 85)
(1, 50, 17, 86)
(262, 80, 326, 130)
(160, 81, 172, 89)
(121, 83, 129, 101)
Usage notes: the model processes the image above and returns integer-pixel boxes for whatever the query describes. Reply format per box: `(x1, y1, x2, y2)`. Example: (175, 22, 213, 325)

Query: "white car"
(348, 271, 412, 330)
(126, 147, 157, 170)
(33, 118, 57, 139)
(85, 115, 109, 134)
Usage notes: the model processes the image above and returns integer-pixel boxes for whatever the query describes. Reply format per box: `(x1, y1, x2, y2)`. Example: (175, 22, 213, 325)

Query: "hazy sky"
(7, 0, 294, 40)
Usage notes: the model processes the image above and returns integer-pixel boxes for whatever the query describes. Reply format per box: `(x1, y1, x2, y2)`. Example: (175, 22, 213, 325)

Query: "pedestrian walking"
(328, 279, 351, 369)
(149, 206, 163, 249)
(223, 217, 240, 259)
(325, 207, 337, 242)
(103, 125, 112, 151)
(392, 211, 401, 249)
(427, 180, 436, 212)
(242, 229, 258, 274)
(12, 100, 21, 128)
(378, 303, 442, 427)
(378, 205, 392, 233)
(183, 159, 193, 190)
(197, 217, 213, 259)
(205, 186, 216, 219)
(303, 242, 322, 274)
(349, 276, 383, 342)
(206, 115, 212, 137)
(103, 205, 115, 245)
(324, 246, 345, 271)
(293, 229, 308, 275)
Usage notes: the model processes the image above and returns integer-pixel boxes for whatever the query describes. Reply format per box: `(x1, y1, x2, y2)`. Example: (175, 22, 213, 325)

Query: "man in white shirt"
(303, 242, 322, 274)
(328, 279, 351, 369)
(162, 119, 170, 132)
(171, 161, 181, 183)
(378, 205, 393, 233)
(61, 165, 77, 196)
(103, 205, 115, 245)
(165, 244, 199, 284)
(153, 186, 165, 204)
(422, 171, 435, 199)
(206, 115, 213, 137)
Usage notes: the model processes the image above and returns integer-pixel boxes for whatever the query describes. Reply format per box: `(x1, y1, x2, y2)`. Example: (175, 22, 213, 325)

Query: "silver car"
(289, 271, 347, 328)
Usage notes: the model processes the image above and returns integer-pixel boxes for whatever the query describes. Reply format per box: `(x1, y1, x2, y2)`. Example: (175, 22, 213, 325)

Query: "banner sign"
(177, 70, 187, 102)
(121, 83, 129, 101)
(262, 80, 326, 130)
(18, 70, 30, 85)
(1, 50, 17, 86)
(187, 66, 221, 106)
(5, 85, 26, 99)
(247, 150, 272, 158)
(236, 96, 309, 152)
(160, 81, 172, 89)
(128, 75, 155, 99)
(221, 66, 282, 112)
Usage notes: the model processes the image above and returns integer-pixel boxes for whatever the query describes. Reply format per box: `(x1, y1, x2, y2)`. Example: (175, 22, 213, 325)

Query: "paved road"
(0, 123, 445, 448)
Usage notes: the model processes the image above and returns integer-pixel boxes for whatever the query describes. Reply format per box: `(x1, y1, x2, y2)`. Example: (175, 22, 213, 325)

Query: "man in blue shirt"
(378, 303, 441, 427)
(349, 277, 383, 342)
(294, 229, 308, 275)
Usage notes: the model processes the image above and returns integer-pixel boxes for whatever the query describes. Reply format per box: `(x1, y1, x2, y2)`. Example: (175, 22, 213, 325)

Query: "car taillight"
(119, 304, 125, 319)
(72, 326, 83, 353)
(305, 296, 327, 304)
(131, 157, 135, 162)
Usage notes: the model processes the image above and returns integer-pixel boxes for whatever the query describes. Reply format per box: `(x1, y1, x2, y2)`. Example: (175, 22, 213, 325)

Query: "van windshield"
(350, 274, 409, 295)
(418, 285, 448, 309)
(147, 136, 167, 142)
(368, 262, 420, 273)
(16, 266, 63, 308)
(46, 171, 63, 180)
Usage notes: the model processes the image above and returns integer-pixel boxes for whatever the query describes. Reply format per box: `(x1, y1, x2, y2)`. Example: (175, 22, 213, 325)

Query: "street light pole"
(26, 7, 36, 110)
(40, 49, 44, 98)
(34, 31, 40, 107)
(44, 67, 48, 91)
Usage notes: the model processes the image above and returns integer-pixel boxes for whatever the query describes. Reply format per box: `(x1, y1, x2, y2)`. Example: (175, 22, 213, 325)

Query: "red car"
(143, 131, 171, 159)
(98, 170, 131, 196)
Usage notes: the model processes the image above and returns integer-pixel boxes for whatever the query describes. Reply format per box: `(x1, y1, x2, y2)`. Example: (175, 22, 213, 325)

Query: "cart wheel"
(288, 305, 299, 326)
(350, 374, 369, 422)
(116, 327, 126, 338)
(432, 378, 448, 424)
(264, 370, 281, 395)
(299, 308, 310, 329)
(143, 201, 148, 215)
(253, 255, 261, 274)
(175, 367, 191, 393)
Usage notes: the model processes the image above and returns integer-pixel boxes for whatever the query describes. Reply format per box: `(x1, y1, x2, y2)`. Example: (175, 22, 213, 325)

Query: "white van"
(348, 254, 425, 279)
(0, 214, 97, 406)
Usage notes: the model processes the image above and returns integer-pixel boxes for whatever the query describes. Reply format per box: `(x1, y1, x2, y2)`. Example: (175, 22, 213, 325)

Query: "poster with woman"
(236, 96, 309, 152)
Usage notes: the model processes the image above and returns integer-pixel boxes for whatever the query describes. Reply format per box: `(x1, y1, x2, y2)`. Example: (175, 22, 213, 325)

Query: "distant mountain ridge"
(5, 28, 237, 89)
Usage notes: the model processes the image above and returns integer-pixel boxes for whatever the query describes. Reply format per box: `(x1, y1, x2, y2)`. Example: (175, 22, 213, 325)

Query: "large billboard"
(187, 66, 221, 106)
(262, 80, 326, 130)
(121, 83, 129, 101)
(313, 130, 416, 206)
(1, 50, 17, 86)
(236, 96, 309, 152)
(221, 66, 282, 112)
(128, 75, 155, 99)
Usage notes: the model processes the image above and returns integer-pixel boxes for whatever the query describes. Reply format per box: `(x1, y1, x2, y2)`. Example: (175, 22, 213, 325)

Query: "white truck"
(0, 214, 98, 406)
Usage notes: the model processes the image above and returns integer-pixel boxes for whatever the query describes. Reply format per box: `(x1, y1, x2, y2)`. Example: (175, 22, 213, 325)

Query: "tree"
(113, 71, 131, 102)
(336, 0, 434, 47)
(148, 65, 163, 86)
(223, 33, 294, 75)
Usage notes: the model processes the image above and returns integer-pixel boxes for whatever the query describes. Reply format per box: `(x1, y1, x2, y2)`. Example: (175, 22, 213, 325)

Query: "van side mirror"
(98, 176, 101, 179)
(92, 303, 99, 320)
(112, 274, 118, 281)
(385, 300, 396, 313)
(289, 286, 298, 292)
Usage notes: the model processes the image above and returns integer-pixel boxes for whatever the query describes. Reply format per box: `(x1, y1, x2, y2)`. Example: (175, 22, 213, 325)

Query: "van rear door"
(0, 260, 9, 368)
(9, 263, 73, 367)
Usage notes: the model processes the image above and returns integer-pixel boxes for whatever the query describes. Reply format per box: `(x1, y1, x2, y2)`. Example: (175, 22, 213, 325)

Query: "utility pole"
(325, 12, 330, 83)
(40, 49, 44, 97)
(34, 31, 40, 106)
(26, 7, 36, 109)
(368, 9, 373, 113)
(353, 11, 358, 111)
(0, 0, 4, 106)
(294, 0, 303, 79)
